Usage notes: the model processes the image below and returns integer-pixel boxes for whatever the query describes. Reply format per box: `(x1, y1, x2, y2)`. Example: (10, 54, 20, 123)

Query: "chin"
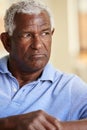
(28, 61, 47, 72)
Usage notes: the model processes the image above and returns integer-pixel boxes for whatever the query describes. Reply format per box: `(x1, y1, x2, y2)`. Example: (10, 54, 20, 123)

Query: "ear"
(0, 32, 11, 53)
(51, 28, 55, 35)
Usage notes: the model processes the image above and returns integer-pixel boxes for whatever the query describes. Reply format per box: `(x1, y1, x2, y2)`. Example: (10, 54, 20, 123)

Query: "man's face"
(9, 11, 54, 73)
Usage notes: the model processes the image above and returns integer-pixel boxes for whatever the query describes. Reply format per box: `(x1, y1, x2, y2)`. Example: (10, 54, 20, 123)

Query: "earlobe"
(0, 32, 11, 53)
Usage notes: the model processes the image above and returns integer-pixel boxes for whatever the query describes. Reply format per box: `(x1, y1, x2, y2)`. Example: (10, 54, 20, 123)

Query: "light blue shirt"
(0, 56, 87, 121)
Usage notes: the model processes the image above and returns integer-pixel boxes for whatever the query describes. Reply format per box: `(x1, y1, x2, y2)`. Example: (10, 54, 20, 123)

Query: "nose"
(30, 34, 42, 49)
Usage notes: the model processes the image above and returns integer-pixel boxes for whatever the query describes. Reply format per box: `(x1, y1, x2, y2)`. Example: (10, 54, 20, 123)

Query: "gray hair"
(4, 0, 54, 36)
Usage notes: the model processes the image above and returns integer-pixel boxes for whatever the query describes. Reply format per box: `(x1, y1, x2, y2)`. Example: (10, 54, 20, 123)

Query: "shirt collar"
(40, 63, 56, 83)
(0, 55, 10, 74)
(0, 56, 57, 83)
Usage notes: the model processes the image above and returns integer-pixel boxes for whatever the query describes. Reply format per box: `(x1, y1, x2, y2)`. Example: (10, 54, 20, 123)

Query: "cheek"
(10, 43, 23, 58)
(12, 41, 27, 52)
(45, 40, 52, 51)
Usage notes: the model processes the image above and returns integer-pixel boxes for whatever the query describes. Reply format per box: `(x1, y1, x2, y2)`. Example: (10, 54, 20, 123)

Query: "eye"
(18, 32, 32, 39)
(22, 33, 32, 38)
(41, 31, 50, 36)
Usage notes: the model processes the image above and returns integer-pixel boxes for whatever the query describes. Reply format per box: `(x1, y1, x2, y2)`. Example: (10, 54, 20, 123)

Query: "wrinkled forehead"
(13, 11, 51, 30)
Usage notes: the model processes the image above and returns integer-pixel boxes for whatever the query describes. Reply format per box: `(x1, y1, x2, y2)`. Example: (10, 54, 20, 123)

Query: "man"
(0, 0, 87, 129)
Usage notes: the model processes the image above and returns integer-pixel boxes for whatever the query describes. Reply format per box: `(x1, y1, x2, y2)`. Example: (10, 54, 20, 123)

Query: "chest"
(0, 79, 71, 120)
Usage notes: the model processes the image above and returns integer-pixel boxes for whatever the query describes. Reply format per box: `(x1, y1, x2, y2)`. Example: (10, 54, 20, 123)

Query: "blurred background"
(0, 0, 87, 82)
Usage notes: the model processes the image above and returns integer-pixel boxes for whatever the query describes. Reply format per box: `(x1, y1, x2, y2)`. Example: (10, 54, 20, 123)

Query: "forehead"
(14, 11, 51, 30)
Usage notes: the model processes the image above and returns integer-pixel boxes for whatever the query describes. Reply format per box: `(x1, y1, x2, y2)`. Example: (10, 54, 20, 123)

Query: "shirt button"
(13, 87, 17, 92)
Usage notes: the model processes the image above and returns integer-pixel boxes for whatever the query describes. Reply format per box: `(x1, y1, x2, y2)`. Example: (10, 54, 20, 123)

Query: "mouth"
(29, 54, 46, 59)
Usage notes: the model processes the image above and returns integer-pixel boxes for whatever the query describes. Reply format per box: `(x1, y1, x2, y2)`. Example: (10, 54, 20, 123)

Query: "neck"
(8, 60, 43, 87)
(14, 70, 42, 87)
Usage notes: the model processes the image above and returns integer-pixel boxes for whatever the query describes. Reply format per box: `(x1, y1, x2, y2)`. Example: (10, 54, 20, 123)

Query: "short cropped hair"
(4, 0, 54, 36)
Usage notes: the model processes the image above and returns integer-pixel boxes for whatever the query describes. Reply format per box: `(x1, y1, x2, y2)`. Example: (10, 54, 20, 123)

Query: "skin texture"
(0, 11, 87, 130)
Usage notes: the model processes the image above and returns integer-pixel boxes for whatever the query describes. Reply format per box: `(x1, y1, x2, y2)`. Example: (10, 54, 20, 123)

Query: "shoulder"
(52, 68, 87, 95)
(0, 55, 9, 73)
